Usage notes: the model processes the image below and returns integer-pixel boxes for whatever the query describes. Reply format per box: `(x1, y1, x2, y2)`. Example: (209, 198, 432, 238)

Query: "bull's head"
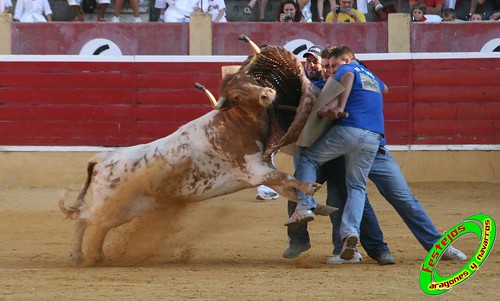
(218, 73, 276, 111)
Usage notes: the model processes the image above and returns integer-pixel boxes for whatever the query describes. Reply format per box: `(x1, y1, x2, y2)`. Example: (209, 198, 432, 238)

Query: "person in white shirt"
(0, 0, 13, 13)
(164, 0, 202, 22)
(200, 0, 227, 22)
(14, 0, 52, 22)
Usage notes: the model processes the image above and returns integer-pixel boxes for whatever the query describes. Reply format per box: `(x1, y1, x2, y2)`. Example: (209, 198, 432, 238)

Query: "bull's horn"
(194, 82, 218, 109)
(238, 34, 261, 55)
(215, 97, 226, 110)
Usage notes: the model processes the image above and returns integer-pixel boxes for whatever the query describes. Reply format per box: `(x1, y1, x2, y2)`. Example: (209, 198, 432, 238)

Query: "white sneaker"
(111, 16, 120, 23)
(327, 251, 363, 264)
(442, 246, 467, 261)
(256, 191, 279, 200)
(134, 17, 142, 23)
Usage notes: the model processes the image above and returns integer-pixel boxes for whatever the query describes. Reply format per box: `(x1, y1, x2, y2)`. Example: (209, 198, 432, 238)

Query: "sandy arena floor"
(0, 182, 498, 300)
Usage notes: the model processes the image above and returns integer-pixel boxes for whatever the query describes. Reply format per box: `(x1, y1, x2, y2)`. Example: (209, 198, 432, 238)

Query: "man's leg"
(339, 128, 381, 259)
(368, 148, 466, 261)
(283, 200, 311, 258)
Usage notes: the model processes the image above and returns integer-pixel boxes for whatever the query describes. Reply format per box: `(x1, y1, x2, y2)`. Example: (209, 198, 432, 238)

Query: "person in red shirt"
(412, 2, 428, 21)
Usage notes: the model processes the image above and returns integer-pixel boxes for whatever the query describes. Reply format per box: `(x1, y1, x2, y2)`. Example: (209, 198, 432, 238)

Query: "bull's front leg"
(260, 171, 321, 201)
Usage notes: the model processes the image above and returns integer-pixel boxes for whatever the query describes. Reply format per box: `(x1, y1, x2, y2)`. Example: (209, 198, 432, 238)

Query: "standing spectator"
(277, 0, 304, 22)
(244, 0, 269, 21)
(317, 0, 335, 21)
(155, 0, 167, 21)
(1, 0, 12, 13)
(412, 2, 427, 21)
(68, 0, 110, 22)
(112, 0, 142, 22)
(200, 0, 227, 22)
(297, 0, 312, 22)
(13, 0, 52, 22)
(325, 0, 366, 23)
(163, 0, 201, 22)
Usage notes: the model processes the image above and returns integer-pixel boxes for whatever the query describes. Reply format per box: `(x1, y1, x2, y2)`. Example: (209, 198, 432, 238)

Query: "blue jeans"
(294, 125, 381, 240)
(366, 148, 442, 251)
(287, 157, 390, 259)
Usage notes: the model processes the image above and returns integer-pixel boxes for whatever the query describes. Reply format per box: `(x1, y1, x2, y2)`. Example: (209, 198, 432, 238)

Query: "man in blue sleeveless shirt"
(285, 45, 386, 260)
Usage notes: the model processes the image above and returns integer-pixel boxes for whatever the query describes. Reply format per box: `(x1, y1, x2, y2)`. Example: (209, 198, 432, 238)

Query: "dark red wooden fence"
(0, 55, 498, 146)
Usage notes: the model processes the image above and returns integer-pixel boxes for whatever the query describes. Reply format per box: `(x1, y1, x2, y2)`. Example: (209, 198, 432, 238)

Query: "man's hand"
(318, 105, 346, 120)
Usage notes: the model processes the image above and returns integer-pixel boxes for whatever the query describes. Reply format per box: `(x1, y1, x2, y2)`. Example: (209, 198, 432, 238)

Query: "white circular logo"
(79, 39, 123, 56)
(481, 38, 500, 52)
(283, 39, 315, 61)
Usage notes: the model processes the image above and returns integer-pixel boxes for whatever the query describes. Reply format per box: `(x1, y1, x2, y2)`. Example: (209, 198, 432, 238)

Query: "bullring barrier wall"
(0, 53, 499, 186)
(1, 13, 500, 55)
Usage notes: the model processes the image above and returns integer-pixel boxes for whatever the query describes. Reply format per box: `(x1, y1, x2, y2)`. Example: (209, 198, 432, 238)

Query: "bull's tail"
(58, 161, 97, 220)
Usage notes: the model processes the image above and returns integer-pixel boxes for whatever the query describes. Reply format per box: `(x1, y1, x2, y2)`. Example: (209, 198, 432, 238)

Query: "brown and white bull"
(59, 72, 321, 266)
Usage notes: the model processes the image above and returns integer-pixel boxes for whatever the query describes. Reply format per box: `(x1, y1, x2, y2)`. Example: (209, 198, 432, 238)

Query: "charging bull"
(59, 35, 333, 266)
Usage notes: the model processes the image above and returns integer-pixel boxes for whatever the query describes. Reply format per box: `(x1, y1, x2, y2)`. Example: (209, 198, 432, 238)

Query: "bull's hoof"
(304, 182, 321, 195)
(70, 251, 84, 267)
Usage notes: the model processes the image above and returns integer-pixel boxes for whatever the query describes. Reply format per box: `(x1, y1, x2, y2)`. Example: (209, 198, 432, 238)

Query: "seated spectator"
(1, 0, 13, 13)
(201, 0, 227, 22)
(13, 0, 52, 22)
(317, 0, 335, 21)
(412, 2, 427, 21)
(67, 0, 109, 22)
(277, 0, 305, 22)
(112, 0, 141, 22)
(164, 0, 201, 22)
(244, 0, 269, 21)
(325, 0, 366, 22)
(442, 7, 464, 21)
(409, 0, 444, 16)
(469, 0, 500, 19)
(470, 11, 484, 20)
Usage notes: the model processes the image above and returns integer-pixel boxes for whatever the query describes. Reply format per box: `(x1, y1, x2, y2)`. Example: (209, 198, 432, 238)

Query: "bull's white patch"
(419, 214, 496, 295)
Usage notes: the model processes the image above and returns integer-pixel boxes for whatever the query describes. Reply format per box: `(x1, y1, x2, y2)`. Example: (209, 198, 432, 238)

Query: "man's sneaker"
(157, 16, 165, 22)
(111, 16, 120, 23)
(340, 235, 359, 260)
(313, 204, 338, 216)
(284, 210, 315, 227)
(256, 191, 279, 200)
(134, 17, 142, 23)
(282, 243, 311, 259)
(442, 246, 467, 261)
(375, 252, 395, 265)
(326, 251, 363, 264)
(375, 4, 384, 12)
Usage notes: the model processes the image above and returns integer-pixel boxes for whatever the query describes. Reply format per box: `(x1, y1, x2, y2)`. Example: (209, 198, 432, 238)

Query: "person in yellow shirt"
(325, 0, 366, 23)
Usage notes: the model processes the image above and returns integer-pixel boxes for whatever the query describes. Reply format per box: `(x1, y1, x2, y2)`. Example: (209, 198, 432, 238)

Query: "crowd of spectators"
(0, 0, 498, 22)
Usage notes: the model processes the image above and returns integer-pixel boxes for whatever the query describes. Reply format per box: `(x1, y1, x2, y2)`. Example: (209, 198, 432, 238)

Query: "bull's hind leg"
(83, 225, 112, 266)
(71, 218, 88, 266)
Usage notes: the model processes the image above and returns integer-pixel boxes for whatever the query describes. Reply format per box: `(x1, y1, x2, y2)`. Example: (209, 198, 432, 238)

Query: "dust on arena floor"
(0, 181, 498, 300)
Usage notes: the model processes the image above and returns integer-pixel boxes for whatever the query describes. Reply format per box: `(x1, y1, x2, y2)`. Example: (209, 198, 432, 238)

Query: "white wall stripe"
(1, 52, 499, 63)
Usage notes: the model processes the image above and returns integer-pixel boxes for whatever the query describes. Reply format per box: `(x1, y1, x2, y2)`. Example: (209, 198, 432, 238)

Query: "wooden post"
(0, 13, 12, 55)
(189, 13, 212, 55)
(388, 13, 410, 53)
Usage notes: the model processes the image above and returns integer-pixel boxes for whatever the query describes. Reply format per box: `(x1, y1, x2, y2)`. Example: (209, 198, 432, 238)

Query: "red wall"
(10, 22, 500, 55)
(0, 55, 499, 147)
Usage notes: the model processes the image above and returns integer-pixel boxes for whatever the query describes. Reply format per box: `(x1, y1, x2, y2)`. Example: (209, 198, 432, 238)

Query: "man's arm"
(318, 72, 354, 119)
